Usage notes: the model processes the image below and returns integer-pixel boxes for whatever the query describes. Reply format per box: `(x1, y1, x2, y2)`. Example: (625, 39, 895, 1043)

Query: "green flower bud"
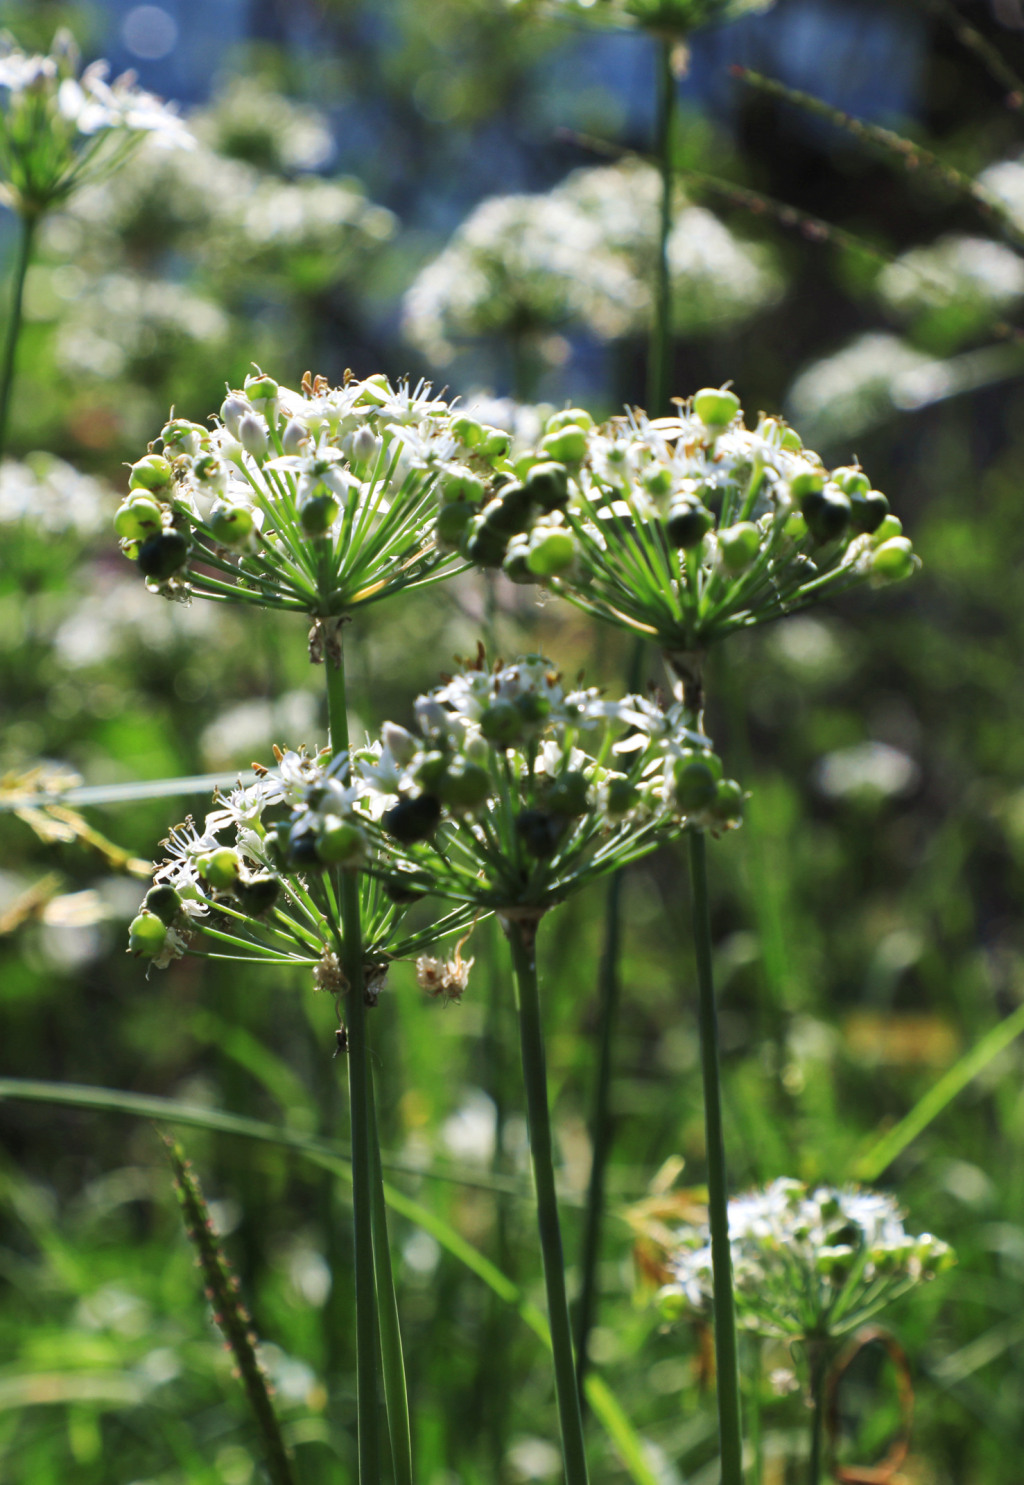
(198, 847, 242, 891)
(138, 530, 190, 581)
(451, 415, 484, 448)
(481, 484, 534, 536)
(301, 492, 339, 537)
(243, 372, 278, 409)
(114, 498, 162, 543)
(145, 884, 181, 926)
(539, 425, 587, 465)
(799, 487, 850, 544)
(848, 488, 890, 535)
(437, 761, 491, 812)
(479, 700, 524, 747)
(317, 816, 366, 867)
(693, 387, 740, 428)
(673, 760, 718, 813)
(545, 407, 594, 433)
(666, 500, 712, 549)
(436, 501, 475, 548)
(785, 510, 808, 542)
(479, 427, 512, 460)
(523, 461, 569, 511)
(526, 528, 575, 577)
(717, 522, 761, 572)
(235, 875, 280, 916)
(831, 465, 870, 498)
(516, 808, 565, 858)
(209, 504, 254, 546)
(545, 770, 589, 817)
(871, 537, 915, 582)
(384, 794, 443, 843)
(129, 911, 167, 957)
(129, 454, 173, 493)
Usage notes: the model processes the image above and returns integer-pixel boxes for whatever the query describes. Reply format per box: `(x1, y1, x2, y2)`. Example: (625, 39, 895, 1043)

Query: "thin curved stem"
(0, 211, 38, 464)
(648, 40, 676, 417)
(688, 830, 744, 1485)
(506, 916, 590, 1485)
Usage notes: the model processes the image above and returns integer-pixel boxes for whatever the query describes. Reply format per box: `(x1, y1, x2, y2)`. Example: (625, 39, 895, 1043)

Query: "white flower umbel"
(660, 1177, 953, 1342)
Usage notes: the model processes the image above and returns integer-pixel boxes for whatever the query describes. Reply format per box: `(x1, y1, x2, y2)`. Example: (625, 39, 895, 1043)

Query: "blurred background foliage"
(3, 0, 1024, 1481)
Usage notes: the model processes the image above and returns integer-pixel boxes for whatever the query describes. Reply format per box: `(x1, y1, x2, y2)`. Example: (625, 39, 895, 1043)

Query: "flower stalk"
(0, 208, 35, 464)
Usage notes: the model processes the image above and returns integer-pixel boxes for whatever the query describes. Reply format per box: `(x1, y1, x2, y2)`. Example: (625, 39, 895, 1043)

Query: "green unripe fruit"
(192, 452, 222, 485)
(831, 465, 870, 498)
(781, 426, 803, 452)
(317, 816, 365, 866)
(300, 493, 338, 537)
(414, 751, 450, 793)
(712, 778, 745, 823)
(800, 488, 851, 544)
(129, 911, 167, 957)
(503, 544, 539, 585)
(163, 418, 203, 452)
(849, 488, 889, 535)
(693, 387, 740, 428)
(873, 514, 903, 543)
(546, 407, 594, 433)
(244, 373, 278, 403)
(463, 518, 507, 568)
(526, 528, 575, 577)
(440, 469, 485, 503)
(515, 808, 564, 858)
(115, 499, 162, 542)
(479, 700, 524, 747)
(209, 504, 254, 546)
(785, 510, 808, 542)
(436, 501, 476, 547)
(643, 464, 674, 496)
(437, 761, 491, 812)
(790, 469, 825, 501)
(871, 537, 915, 582)
(199, 848, 242, 890)
(523, 461, 569, 511)
(287, 827, 322, 866)
(545, 770, 589, 817)
(137, 530, 190, 581)
(129, 454, 173, 493)
(145, 885, 181, 926)
(539, 425, 587, 465)
(676, 748, 722, 781)
(515, 690, 551, 726)
(236, 874, 280, 916)
(717, 522, 761, 571)
(673, 761, 718, 814)
(604, 777, 639, 816)
(481, 484, 533, 535)
(479, 427, 512, 459)
(384, 794, 442, 844)
(451, 415, 484, 448)
(666, 500, 712, 549)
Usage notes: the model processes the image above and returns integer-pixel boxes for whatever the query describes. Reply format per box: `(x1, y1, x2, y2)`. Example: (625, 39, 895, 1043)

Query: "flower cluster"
(449, 389, 916, 669)
(346, 653, 744, 914)
(402, 159, 778, 365)
(659, 1178, 953, 1342)
(128, 748, 476, 981)
(0, 30, 192, 217)
(113, 370, 515, 617)
(505, 0, 774, 39)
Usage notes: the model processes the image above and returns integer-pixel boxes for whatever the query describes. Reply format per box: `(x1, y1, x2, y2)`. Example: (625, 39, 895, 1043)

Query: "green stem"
(325, 644, 380, 1485)
(648, 41, 676, 417)
(368, 1074, 414, 1485)
(0, 211, 38, 464)
(807, 1341, 826, 1485)
(575, 867, 624, 1406)
(506, 915, 590, 1485)
(688, 831, 744, 1485)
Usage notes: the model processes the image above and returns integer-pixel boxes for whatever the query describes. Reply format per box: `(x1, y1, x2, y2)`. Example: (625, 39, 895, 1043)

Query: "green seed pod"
(502, 541, 540, 585)
(539, 425, 587, 466)
(300, 493, 339, 537)
(831, 465, 870, 498)
(163, 418, 206, 454)
(414, 751, 450, 793)
(872, 514, 903, 544)
(673, 760, 718, 814)
(199, 847, 242, 891)
(545, 407, 594, 433)
(523, 461, 569, 511)
(244, 372, 278, 407)
(712, 778, 745, 824)
(676, 747, 723, 781)
(384, 794, 442, 844)
(287, 826, 322, 866)
(785, 510, 808, 542)
(235, 874, 280, 916)
(515, 808, 565, 858)
(871, 537, 915, 582)
(481, 484, 534, 536)
(848, 489, 890, 535)
(545, 770, 589, 817)
(643, 463, 673, 496)
(437, 761, 491, 812)
(463, 518, 508, 568)
(128, 911, 167, 957)
(129, 454, 173, 493)
(479, 700, 524, 747)
(479, 427, 512, 459)
(317, 816, 366, 867)
(209, 504, 254, 546)
(693, 387, 740, 428)
(436, 501, 476, 548)
(114, 498, 163, 543)
(440, 469, 486, 503)
(192, 452, 223, 485)
(800, 487, 851, 544)
(666, 500, 712, 550)
(515, 691, 551, 726)
(526, 528, 575, 578)
(145, 884, 181, 926)
(137, 530, 190, 581)
(450, 415, 484, 448)
(717, 522, 761, 572)
(790, 469, 825, 501)
(604, 777, 639, 817)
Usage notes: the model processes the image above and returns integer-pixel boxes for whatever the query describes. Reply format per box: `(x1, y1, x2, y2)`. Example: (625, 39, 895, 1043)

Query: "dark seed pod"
(145, 884, 181, 926)
(137, 530, 190, 580)
(502, 545, 540, 585)
(479, 700, 524, 747)
(673, 761, 718, 814)
(463, 518, 508, 568)
(436, 501, 475, 547)
(384, 793, 442, 844)
(287, 827, 322, 866)
(799, 487, 850, 543)
(515, 692, 551, 726)
(523, 461, 569, 511)
(300, 493, 339, 537)
(516, 808, 565, 859)
(480, 483, 534, 536)
(848, 488, 889, 535)
(665, 500, 712, 549)
(236, 874, 280, 916)
(544, 770, 589, 817)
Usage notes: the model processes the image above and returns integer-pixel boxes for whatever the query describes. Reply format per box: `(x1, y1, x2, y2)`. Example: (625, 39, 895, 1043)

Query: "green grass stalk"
(0, 211, 37, 464)
(688, 830, 743, 1485)
(506, 914, 591, 1485)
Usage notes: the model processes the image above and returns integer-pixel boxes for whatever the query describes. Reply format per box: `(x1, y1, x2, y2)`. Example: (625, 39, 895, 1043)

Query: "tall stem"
(574, 867, 623, 1406)
(806, 1341, 826, 1485)
(688, 830, 744, 1485)
(368, 1074, 414, 1485)
(0, 211, 38, 465)
(325, 645, 380, 1485)
(506, 916, 590, 1485)
(648, 40, 676, 417)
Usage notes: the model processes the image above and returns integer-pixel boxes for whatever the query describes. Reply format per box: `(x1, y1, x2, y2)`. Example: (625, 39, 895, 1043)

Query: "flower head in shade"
(0, 29, 192, 217)
(658, 1178, 953, 1342)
